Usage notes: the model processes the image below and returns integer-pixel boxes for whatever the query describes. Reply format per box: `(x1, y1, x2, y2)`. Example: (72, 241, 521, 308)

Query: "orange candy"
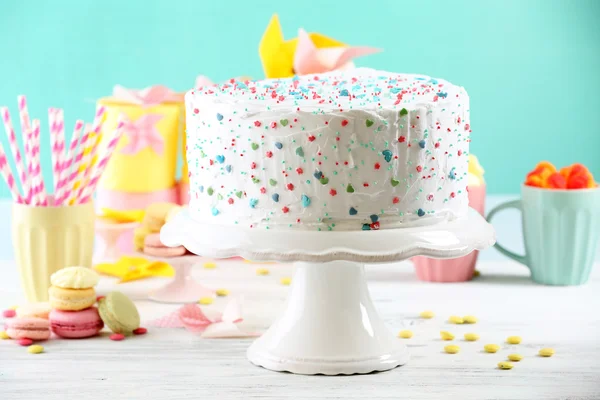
(526, 162, 596, 190)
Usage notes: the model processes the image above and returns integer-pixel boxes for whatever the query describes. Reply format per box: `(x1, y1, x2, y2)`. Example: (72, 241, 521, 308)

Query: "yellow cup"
(11, 201, 95, 302)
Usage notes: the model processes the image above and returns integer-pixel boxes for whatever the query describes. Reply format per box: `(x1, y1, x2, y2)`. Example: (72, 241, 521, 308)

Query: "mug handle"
(486, 200, 527, 266)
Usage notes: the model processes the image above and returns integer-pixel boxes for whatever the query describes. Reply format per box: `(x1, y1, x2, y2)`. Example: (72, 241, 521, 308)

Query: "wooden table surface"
(1, 257, 599, 399)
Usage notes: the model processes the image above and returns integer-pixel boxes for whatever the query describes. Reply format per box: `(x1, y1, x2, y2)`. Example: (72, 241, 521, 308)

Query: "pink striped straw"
(29, 120, 47, 206)
(49, 108, 59, 193)
(55, 122, 93, 205)
(0, 107, 27, 200)
(54, 119, 83, 202)
(53, 108, 65, 194)
(0, 141, 23, 203)
(78, 121, 125, 204)
(18, 96, 35, 203)
(76, 106, 106, 201)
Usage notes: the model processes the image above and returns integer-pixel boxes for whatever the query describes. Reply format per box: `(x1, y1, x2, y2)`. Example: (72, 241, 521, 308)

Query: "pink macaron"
(5, 317, 51, 341)
(49, 307, 104, 339)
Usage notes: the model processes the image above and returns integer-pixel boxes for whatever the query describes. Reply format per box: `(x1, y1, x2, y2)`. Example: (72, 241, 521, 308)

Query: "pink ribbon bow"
(293, 28, 381, 75)
(119, 114, 164, 155)
(112, 85, 183, 107)
(148, 298, 259, 338)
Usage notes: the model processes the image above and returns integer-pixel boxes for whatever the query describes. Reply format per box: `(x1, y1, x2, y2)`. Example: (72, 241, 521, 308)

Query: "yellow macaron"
(48, 286, 96, 311)
(142, 202, 180, 232)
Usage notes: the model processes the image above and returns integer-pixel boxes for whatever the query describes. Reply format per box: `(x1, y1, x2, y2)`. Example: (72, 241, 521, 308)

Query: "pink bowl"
(412, 184, 486, 282)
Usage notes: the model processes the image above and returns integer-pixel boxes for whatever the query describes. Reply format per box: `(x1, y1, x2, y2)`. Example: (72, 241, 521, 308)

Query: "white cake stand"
(161, 208, 495, 375)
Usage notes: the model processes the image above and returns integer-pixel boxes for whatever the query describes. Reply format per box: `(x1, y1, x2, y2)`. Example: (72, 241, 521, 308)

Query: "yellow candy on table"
(507, 336, 522, 344)
(419, 311, 435, 319)
(444, 345, 460, 354)
(539, 348, 555, 357)
(440, 331, 455, 341)
(27, 345, 44, 354)
(464, 333, 480, 341)
(198, 297, 214, 305)
(215, 289, 229, 297)
(256, 268, 270, 276)
(508, 354, 523, 362)
(497, 361, 513, 370)
(448, 316, 464, 324)
(398, 330, 413, 339)
(0, 330, 10, 340)
(463, 315, 478, 324)
(280, 277, 292, 286)
(203, 262, 217, 269)
(484, 344, 500, 353)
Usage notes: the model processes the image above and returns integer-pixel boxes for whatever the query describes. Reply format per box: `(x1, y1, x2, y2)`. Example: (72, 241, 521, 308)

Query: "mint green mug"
(487, 185, 600, 285)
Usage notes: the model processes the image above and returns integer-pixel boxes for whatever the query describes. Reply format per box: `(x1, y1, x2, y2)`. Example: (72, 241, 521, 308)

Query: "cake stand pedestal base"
(247, 261, 409, 375)
(147, 256, 215, 303)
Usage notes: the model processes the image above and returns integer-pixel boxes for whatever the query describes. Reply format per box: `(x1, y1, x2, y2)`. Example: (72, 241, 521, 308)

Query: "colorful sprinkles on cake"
(185, 68, 470, 230)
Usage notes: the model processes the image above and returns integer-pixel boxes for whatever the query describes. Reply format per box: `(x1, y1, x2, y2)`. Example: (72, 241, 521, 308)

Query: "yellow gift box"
(181, 127, 189, 184)
(97, 94, 184, 193)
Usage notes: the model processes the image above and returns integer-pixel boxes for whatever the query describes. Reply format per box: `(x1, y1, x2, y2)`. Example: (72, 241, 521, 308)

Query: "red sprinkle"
(254, 121, 261, 127)
(393, 197, 400, 204)
(270, 122, 277, 129)
(329, 189, 337, 196)
(282, 206, 290, 213)
(370, 222, 380, 230)
(133, 327, 147, 335)
(193, 108, 199, 114)
(374, 163, 381, 170)
(296, 167, 303, 174)
(96, 295, 105, 302)
(398, 136, 406, 143)
(434, 143, 440, 148)
(341, 119, 349, 127)
(416, 165, 423, 173)
(287, 183, 294, 191)
(110, 333, 125, 341)
(228, 198, 234, 205)
(250, 162, 257, 169)
(17, 338, 33, 346)
(308, 135, 316, 142)
(265, 151, 273, 158)
(3, 309, 16, 318)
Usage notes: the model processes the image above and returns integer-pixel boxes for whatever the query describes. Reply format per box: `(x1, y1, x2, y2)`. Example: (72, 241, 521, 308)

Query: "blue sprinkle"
(449, 167, 456, 180)
(216, 155, 225, 164)
(236, 82, 248, 89)
(373, 96, 381, 102)
(356, 94, 366, 99)
(313, 170, 323, 179)
(216, 113, 223, 121)
(211, 208, 219, 216)
(362, 223, 371, 231)
(301, 194, 311, 207)
(417, 208, 425, 217)
(370, 214, 379, 223)
(249, 198, 258, 208)
(390, 87, 401, 94)
(274, 142, 283, 150)
(437, 92, 448, 98)
(415, 77, 426, 81)
(349, 207, 358, 216)
(382, 149, 393, 162)
(199, 185, 204, 193)
(419, 140, 426, 149)
(352, 84, 361, 91)
(272, 193, 279, 202)
(340, 89, 349, 96)
(429, 78, 439, 84)
(225, 165, 232, 173)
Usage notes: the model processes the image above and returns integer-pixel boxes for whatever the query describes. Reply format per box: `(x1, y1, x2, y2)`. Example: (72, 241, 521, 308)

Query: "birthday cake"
(185, 68, 471, 231)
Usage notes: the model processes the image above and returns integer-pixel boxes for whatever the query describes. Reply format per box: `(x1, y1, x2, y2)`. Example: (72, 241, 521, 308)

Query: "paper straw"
(0, 141, 23, 203)
(29, 120, 47, 206)
(78, 121, 124, 204)
(0, 107, 27, 199)
(54, 119, 83, 202)
(56, 123, 93, 205)
(48, 108, 59, 193)
(76, 106, 106, 202)
(71, 124, 97, 204)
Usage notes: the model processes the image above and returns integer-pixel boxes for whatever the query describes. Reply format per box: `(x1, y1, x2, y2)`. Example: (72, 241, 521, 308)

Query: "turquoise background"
(0, 0, 599, 199)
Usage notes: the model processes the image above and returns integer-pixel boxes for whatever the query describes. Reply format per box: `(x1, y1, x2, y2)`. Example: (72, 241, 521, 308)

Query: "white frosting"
(185, 68, 471, 231)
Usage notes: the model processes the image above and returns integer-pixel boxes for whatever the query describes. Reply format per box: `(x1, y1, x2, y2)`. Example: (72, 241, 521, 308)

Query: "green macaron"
(98, 291, 140, 335)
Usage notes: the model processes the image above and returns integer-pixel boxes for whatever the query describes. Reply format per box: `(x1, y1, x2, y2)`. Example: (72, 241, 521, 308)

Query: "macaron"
(16, 302, 51, 319)
(5, 317, 51, 341)
(143, 233, 186, 257)
(142, 202, 180, 232)
(51, 266, 99, 289)
(49, 286, 96, 311)
(134, 225, 153, 251)
(98, 291, 140, 335)
(49, 307, 104, 338)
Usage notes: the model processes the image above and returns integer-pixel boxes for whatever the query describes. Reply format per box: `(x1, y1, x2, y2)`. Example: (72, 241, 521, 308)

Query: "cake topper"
(259, 14, 381, 79)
